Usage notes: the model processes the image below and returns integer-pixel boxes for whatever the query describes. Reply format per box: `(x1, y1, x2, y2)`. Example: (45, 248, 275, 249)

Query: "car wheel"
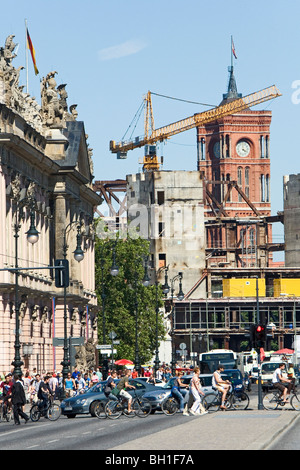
(90, 401, 99, 417)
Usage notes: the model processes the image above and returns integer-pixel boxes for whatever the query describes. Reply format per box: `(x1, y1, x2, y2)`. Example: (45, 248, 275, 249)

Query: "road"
(0, 411, 196, 451)
(267, 415, 300, 450)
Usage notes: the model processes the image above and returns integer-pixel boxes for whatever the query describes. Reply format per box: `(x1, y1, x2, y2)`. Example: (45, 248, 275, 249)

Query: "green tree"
(95, 236, 166, 365)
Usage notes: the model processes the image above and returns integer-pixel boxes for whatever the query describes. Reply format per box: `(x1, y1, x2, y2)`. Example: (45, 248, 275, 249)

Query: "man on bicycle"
(116, 369, 135, 413)
(212, 365, 231, 410)
(171, 371, 189, 413)
(272, 363, 292, 403)
(0, 374, 13, 418)
(38, 376, 53, 414)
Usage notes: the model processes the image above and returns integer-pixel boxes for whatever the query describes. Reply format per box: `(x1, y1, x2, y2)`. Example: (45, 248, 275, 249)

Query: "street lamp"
(12, 199, 39, 377)
(164, 270, 185, 375)
(99, 240, 119, 379)
(61, 223, 84, 387)
(280, 293, 298, 368)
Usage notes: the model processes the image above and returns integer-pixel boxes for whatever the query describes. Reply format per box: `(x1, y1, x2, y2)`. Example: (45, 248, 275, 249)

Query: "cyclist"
(116, 369, 136, 413)
(104, 370, 118, 398)
(272, 363, 292, 403)
(0, 374, 13, 418)
(212, 365, 231, 410)
(171, 371, 189, 413)
(37, 376, 53, 414)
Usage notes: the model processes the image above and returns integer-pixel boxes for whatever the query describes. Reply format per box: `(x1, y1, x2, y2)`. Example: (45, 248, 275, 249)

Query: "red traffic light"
(256, 325, 264, 332)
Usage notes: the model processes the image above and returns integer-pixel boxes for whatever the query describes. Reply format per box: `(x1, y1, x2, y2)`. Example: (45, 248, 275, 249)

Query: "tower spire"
(221, 36, 242, 103)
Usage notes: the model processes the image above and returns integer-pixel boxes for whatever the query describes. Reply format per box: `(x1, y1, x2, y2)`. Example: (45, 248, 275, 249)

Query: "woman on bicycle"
(104, 370, 117, 398)
(171, 371, 189, 413)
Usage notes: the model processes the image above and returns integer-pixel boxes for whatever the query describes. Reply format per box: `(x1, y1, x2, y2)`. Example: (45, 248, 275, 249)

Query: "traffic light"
(254, 324, 267, 349)
(54, 259, 69, 288)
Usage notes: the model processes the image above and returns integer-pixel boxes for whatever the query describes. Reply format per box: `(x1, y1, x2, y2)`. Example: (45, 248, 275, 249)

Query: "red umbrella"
(272, 349, 294, 355)
(114, 359, 134, 366)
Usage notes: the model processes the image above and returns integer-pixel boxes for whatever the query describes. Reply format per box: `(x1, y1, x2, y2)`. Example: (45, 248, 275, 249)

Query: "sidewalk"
(110, 397, 300, 451)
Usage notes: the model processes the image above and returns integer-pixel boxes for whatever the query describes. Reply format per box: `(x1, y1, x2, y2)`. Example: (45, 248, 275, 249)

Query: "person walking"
(11, 374, 29, 425)
(189, 367, 207, 416)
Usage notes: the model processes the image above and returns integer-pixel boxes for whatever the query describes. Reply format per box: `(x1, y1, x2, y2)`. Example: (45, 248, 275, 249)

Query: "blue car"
(60, 378, 158, 418)
(222, 369, 246, 393)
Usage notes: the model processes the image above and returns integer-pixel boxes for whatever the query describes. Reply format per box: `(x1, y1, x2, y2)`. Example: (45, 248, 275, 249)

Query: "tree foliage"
(95, 236, 166, 365)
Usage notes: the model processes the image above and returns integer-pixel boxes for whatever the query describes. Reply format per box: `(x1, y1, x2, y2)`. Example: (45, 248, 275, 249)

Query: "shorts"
(273, 382, 286, 393)
(119, 389, 131, 400)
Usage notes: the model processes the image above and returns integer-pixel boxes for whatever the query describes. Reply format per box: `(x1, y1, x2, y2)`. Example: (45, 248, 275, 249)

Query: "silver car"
(142, 374, 216, 412)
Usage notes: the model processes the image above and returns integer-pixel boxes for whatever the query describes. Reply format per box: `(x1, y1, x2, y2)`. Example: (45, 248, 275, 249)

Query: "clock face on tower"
(236, 140, 250, 157)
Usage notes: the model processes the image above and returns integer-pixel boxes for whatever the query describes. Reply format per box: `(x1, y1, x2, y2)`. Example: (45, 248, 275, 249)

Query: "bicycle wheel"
(133, 397, 152, 417)
(161, 397, 178, 416)
(291, 394, 300, 411)
(47, 403, 61, 421)
(203, 393, 220, 412)
(263, 392, 279, 410)
(105, 400, 122, 419)
(94, 401, 107, 419)
(30, 404, 41, 422)
(230, 392, 250, 410)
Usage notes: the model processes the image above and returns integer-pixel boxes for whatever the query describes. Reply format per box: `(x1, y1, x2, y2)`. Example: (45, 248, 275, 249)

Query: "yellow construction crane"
(110, 85, 282, 171)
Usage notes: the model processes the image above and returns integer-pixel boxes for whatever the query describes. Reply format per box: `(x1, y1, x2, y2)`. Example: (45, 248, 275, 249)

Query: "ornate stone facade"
(0, 35, 101, 374)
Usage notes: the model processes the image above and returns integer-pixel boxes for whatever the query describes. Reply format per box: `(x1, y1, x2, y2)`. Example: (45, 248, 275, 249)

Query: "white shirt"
(272, 368, 282, 384)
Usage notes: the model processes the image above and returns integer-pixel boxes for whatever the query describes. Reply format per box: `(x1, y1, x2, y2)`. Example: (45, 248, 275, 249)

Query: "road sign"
(98, 349, 117, 355)
(179, 342, 187, 350)
(96, 344, 113, 349)
(53, 337, 84, 347)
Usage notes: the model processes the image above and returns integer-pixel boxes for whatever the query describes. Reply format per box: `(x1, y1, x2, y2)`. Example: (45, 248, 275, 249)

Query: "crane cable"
(150, 91, 217, 108)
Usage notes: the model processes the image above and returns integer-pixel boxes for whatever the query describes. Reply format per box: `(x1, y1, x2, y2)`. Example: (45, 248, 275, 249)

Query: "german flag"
(26, 28, 39, 75)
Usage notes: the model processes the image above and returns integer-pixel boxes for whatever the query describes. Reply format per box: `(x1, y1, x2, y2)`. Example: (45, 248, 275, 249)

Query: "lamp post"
(12, 197, 39, 377)
(163, 270, 184, 375)
(61, 223, 84, 387)
(152, 266, 170, 376)
(280, 293, 298, 368)
(100, 240, 119, 379)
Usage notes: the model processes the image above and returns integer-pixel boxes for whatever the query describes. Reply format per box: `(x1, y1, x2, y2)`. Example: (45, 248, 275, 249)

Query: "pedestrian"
(96, 367, 103, 381)
(11, 374, 29, 425)
(171, 371, 189, 413)
(131, 368, 138, 379)
(91, 371, 99, 385)
(64, 372, 76, 397)
(189, 367, 207, 416)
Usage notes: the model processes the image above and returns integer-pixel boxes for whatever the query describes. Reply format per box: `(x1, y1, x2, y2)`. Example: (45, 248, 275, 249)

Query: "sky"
(1, 0, 300, 253)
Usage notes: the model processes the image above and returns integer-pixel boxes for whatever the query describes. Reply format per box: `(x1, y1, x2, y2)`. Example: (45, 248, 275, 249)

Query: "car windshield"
(223, 370, 242, 381)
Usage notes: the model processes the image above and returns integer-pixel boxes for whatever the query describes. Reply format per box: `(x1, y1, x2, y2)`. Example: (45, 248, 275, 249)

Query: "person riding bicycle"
(0, 374, 13, 418)
(171, 371, 189, 413)
(116, 369, 135, 413)
(272, 363, 292, 403)
(104, 370, 117, 398)
(212, 365, 231, 410)
(37, 376, 53, 414)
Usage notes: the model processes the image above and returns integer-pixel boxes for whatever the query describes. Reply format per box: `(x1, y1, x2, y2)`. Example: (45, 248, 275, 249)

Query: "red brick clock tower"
(197, 67, 272, 266)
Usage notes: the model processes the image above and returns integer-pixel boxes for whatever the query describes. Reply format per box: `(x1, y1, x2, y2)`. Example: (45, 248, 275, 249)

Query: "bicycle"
(0, 399, 13, 422)
(203, 384, 250, 412)
(161, 396, 180, 416)
(104, 390, 152, 419)
(263, 388, 300, 411)
(30, 397, 61, 422)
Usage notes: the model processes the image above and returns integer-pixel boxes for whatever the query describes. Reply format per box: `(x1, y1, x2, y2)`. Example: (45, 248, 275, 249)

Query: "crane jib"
(110, 85, 281, 154)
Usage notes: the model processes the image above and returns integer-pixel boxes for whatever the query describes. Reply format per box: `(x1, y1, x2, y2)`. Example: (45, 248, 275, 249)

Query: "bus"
(199, 349, 237, 374)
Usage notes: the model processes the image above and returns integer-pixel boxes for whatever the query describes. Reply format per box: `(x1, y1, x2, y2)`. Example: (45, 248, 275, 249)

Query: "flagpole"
(25, 18, 29, 94)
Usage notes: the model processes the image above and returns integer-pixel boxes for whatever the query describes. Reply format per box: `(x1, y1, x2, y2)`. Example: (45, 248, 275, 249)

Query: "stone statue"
(74, 338, 96, 372)
(40, 71, 63, 127)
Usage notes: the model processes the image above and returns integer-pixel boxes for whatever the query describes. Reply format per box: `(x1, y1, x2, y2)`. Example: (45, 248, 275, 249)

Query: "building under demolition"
(96, 65, 299, 363)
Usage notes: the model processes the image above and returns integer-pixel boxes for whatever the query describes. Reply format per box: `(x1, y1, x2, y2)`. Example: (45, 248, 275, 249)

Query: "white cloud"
(98, 39, 146, 61)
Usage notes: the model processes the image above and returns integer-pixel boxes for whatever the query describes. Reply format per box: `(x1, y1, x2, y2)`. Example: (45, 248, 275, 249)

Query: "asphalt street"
(0, 390, 299, 452)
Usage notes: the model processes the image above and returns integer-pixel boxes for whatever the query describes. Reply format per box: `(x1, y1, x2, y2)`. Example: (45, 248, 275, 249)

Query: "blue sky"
(1, 0, 300, 251)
